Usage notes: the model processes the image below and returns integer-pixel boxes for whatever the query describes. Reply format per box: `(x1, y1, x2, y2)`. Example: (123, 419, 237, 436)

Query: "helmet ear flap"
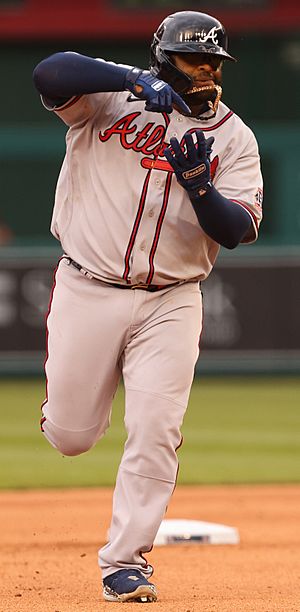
(150, 49, 193, 94)
(149, 34, 160, 76)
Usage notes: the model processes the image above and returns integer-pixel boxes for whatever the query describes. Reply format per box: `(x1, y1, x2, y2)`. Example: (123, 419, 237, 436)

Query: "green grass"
(0, 377, 299, 489)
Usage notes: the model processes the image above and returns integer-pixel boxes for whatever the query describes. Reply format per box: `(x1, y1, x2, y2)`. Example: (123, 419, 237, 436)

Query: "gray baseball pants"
(41, 258, 202, 578)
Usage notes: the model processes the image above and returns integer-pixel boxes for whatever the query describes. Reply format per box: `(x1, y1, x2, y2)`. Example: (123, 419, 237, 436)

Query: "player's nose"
(194, 64, 215, 81)
(198, 62, 215, 74)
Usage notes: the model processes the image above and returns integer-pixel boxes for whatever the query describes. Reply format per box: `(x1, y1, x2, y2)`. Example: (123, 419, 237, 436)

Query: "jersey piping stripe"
(122, 169, 152, 282)
(122, 112, 170, 282)
(145, 112, 171, 284)
(146, 171, 173, 285)
(56, 95, 83, 111)
(161, 111, 170, 128)
(40, 257, 62, 431)
(171, 434, 184, 498)
(200, 110, 233, 132)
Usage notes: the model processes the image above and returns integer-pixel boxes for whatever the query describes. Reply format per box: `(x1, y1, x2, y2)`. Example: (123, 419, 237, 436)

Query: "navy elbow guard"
(190, 187, 252, 249)
(33, 52, 129, 99)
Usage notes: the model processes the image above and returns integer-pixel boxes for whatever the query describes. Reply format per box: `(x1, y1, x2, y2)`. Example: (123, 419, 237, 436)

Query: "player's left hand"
(125, 68, 191, 115)
(164, 130, 214, 197)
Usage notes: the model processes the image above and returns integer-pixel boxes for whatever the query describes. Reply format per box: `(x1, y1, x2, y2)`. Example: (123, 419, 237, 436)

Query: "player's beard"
(181, 75, 223, 119)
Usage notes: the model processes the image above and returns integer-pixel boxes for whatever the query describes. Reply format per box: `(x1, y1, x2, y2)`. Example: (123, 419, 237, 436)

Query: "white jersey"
(46, 89, 263, 285)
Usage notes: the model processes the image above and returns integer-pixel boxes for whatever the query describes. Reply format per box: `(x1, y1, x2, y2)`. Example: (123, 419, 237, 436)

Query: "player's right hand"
(164, 130, 215, 197)
(125, 67, 191, 115)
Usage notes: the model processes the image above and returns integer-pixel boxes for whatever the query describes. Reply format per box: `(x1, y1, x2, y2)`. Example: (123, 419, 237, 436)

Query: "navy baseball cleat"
(103, 568, 158, 603)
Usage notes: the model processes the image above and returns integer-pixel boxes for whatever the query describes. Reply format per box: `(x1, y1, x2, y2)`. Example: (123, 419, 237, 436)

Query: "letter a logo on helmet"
(179, 25, 222, 45)
(198, 26, 221, 45)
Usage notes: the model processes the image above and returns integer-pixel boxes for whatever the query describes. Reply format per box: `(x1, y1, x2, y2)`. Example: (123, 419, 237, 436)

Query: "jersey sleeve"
(39, 58, 132, 126)
(40, 91, 114, 126)
(213, 126, 263, 244)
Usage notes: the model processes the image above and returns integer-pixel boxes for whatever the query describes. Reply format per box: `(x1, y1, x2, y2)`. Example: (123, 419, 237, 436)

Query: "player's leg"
(99, 281, 202, 577)
(41, 258, 130, 456)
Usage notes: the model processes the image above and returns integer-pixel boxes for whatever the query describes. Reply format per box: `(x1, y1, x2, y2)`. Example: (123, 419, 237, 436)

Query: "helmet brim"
(160, 42, 236, 62)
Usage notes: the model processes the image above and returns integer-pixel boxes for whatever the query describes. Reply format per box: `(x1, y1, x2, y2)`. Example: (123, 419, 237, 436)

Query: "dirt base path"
(1, 485, 299, 611)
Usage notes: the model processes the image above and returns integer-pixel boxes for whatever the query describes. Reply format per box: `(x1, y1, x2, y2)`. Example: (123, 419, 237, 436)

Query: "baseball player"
(33, 10, 263, 603)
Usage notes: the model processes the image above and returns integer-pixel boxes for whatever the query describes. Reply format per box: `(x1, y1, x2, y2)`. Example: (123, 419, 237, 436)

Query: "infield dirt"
(1, 485, 299, 611)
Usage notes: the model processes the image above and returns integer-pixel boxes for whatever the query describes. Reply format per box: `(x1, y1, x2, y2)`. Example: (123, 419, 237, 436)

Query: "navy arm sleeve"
(33, 52, 129, 100)
(190, 186, 252, 250)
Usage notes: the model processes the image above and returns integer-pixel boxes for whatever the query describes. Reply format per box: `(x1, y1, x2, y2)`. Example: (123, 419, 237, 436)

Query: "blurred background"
(0, 0, 300, 376)
(0, 0, 300, 491)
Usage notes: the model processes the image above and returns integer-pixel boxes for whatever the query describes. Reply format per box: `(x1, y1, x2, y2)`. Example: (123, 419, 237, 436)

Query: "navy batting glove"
(164, 130, 215, 197)
(125, 67, 191, 115)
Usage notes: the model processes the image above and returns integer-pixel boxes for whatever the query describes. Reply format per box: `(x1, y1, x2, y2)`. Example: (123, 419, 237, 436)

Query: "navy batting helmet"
(150, 11, 236, 94)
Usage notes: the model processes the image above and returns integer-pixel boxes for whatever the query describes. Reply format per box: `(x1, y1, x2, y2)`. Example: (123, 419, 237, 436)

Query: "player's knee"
(55, 434, 95, 456)
(42, 419, 98, 456)
(51, 433, 96, 456)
